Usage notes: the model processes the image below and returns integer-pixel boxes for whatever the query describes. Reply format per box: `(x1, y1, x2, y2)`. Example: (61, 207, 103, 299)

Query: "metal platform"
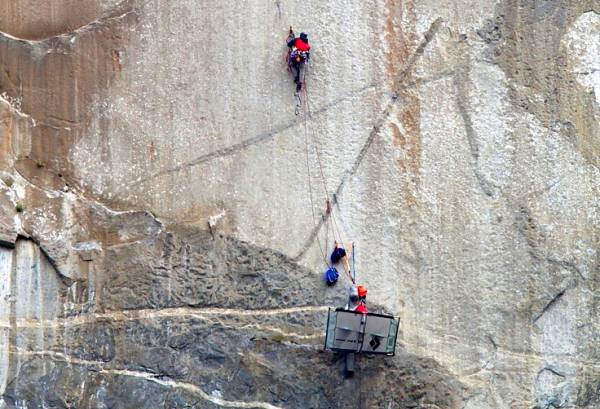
(324, 308, 399, 355)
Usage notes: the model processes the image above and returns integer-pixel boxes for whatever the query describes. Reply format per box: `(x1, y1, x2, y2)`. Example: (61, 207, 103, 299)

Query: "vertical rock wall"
(0, 1, 598, 408)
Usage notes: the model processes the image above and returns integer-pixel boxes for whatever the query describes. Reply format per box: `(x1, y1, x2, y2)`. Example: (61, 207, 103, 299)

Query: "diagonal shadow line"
(132, 82, 380, 188)
(0, 6, 135, 44)
(292, 17, 444, 262)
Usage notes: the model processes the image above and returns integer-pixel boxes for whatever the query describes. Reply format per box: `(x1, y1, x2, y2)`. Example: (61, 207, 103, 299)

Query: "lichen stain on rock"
(384, 0, 422, 206)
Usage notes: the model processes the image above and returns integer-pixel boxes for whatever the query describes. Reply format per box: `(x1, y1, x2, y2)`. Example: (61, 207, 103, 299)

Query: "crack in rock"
(0, 10, 136, 45)
(0, 93, 37, 126)
(0, 305, 330, 330)
(538, 367, 566, 379)
(533, 289, 566, 324)
(8, 348, 283, 409)
(130, 82, 380, 188)
(452, 56, 497, 197)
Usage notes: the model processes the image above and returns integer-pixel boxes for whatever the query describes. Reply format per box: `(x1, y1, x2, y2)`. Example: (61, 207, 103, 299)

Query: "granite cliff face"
(0, 1, 598, 408)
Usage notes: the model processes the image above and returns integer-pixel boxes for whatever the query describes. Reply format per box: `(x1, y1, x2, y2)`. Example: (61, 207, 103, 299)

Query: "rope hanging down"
(299, 69, 355, 284)
(301, 86, 329, 267)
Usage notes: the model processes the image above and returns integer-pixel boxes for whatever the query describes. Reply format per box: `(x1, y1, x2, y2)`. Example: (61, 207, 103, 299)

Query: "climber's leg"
(297, 62, 305, 90)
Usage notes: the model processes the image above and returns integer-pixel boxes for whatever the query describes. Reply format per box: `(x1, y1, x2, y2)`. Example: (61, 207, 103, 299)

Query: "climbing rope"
(302, 89, 329, 267)
(303, 78, 347, 249)
(300, 69, 356, 284)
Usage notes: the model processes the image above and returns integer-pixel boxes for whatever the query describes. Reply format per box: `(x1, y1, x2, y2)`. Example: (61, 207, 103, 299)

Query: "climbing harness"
(290, 49, 309, 64)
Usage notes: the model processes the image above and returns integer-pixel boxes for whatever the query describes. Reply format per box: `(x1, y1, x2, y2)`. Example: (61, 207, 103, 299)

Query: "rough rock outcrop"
(0, 1, 598, 408)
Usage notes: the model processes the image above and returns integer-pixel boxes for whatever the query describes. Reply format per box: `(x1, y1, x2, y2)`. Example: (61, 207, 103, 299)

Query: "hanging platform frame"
(324, 308, 400, 356)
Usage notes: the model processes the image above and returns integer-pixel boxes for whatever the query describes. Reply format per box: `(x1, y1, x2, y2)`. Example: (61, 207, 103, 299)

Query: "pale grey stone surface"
(0, 1, 598, 408)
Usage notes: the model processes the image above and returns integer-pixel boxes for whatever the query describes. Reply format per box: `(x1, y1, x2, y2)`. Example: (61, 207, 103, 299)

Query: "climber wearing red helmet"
(355, 285, 368, 314)
(345, 285, 368, 314)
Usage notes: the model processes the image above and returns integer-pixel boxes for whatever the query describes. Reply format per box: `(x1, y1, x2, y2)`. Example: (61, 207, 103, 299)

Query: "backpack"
(324, 267, 339, 286)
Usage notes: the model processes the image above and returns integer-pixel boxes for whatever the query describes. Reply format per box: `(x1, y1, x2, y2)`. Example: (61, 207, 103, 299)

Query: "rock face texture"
(0, 1, 598, 408)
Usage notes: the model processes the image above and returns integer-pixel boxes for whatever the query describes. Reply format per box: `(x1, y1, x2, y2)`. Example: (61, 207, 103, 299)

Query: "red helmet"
(357, 285, 367, 298)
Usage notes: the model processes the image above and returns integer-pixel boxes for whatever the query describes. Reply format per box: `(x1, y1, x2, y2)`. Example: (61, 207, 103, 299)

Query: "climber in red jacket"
(287, 30, 310, 92)
(355, 285, 369, 314)
(345, 285, 369, 314)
